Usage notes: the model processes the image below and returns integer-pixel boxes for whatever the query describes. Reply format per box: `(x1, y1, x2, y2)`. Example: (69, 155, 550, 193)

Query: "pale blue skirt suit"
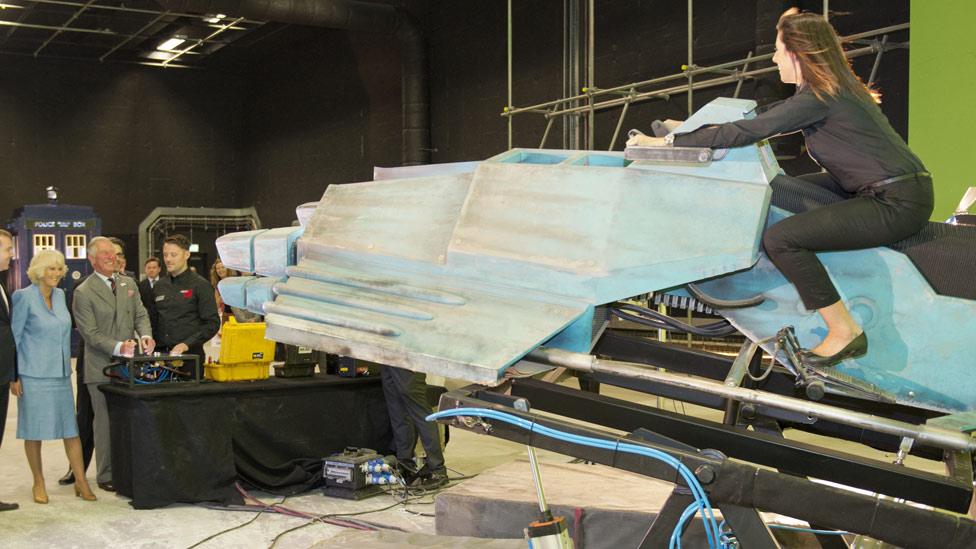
(11, 284, 77, 440)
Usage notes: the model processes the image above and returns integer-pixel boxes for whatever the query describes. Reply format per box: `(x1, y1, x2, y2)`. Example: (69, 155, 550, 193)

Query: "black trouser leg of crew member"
(0, 381, 8, 448)
(0, 380, 16, 511)
(763, 173, 934, 310)
(379, 365, 446, 481)
(60, 348, 94, 486)
(77, 352, 94, 469)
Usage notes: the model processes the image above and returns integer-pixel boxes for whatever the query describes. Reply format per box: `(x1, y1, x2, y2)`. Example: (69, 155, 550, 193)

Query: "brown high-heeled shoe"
(32, 485, 49, 504)
(75, 484, 97, 501)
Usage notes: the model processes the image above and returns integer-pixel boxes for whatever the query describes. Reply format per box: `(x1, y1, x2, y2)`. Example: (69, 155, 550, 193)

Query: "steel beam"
(528, 347, 976, 452)
(510, 378, 973, 512)
(435, 386, 976, 548)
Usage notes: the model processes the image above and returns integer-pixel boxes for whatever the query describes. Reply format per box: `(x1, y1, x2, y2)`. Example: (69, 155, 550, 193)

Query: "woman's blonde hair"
(27, 249, 66, 285)
(777, 8, 878, 103)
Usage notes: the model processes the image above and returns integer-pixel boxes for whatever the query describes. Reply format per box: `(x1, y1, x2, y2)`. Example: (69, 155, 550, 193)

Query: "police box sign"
(27, 219, 93, 229)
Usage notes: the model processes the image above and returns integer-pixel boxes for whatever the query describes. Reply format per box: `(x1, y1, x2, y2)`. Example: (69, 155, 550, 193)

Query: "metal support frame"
(500, 0, 908, 151)
(137, 207, 260, 271)
(506, 0, 512, 149)
(563, 0, 581, 150)
(686, 0, 693, 116)
(21, 0, 260, 22)
(161, 16, 243, 67)
(32, 0, 95, 57)
(509, 377, 974, 512)
(98, 12, 171, 62)
(638, 490, 697, 548)
(1, 0, 260, 64)
(718, 503, 781, 549)
(435, 385, 976, 548)
(527, 346, 976, 453)
(593, 330, 947, 459)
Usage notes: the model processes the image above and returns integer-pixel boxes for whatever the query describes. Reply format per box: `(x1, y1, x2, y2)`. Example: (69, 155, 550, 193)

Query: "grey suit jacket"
(72, 273, 152, 384)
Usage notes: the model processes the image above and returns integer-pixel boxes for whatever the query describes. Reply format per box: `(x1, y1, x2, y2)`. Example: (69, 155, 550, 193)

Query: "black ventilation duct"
(158, 0, 429, 166)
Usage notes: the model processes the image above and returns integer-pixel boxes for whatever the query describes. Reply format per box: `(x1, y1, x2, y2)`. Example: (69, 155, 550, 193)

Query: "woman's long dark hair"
(777, 8, 879, 103)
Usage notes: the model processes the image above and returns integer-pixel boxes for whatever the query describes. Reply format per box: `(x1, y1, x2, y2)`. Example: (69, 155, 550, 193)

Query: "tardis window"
(66, 234, 87, 259)
(33, 234, 56, 254)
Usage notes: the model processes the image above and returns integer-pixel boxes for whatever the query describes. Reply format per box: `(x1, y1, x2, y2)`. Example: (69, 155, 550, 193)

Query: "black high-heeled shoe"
(800, 332, 868, 368)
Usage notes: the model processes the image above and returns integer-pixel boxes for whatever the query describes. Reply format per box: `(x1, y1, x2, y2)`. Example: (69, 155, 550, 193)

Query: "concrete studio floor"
(0, 362, 954, 549)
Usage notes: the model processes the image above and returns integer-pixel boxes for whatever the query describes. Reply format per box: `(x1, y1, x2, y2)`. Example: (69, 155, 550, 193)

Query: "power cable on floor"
(185, 495, 286, 549)
(267, 481, 460, 548)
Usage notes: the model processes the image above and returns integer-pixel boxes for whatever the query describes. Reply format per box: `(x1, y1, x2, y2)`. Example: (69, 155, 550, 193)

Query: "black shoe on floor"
(396, 459, 421, 485)
(412, 470, 449, 490)
(0, 501, 18, 511)
(97, 482, 116, 493)
(801, 332, 868, 368)
(58, 470, 75, 486)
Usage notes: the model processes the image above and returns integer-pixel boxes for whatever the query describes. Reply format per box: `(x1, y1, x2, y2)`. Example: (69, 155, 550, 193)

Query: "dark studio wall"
(235, 25, 404, 229)
(427, 0, 911, 178)
(0, 56, 246, 236)
(1, 1, 912, 238)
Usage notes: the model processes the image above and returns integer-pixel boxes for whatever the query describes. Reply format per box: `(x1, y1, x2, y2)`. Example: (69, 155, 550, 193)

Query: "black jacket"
(152, 269, 220, 349)
(674, 87, 926, 193)
(0, 279, 16, 385)
(138, 277, 159, 338)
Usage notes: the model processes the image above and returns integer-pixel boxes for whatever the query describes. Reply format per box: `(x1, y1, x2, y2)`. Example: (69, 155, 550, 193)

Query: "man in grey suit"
(0, 229, 19, 511)
(72, 236, 154, 492)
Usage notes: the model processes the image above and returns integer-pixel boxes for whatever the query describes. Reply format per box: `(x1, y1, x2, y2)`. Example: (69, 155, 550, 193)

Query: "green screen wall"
(909, 1, 976, 220)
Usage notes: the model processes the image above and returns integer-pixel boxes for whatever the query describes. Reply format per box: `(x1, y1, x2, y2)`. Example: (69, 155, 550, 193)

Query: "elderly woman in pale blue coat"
(10, 249, 96, 503)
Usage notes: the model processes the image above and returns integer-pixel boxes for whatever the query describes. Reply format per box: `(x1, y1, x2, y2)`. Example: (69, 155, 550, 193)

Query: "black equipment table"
(101, 374, 393, 509)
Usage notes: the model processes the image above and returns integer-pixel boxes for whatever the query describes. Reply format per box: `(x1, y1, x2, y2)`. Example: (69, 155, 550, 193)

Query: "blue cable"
(117, 363, 171, 384)
(427, 407, 724, 549)
(670, 501, 703, 549)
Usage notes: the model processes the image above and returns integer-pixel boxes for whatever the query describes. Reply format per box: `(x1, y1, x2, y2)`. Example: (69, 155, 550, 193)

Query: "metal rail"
(161, 16, 243, 67)
(99, 11, 171, 62)
(33, 0, 95, 57)
(502, 20, 908, 119)
(527, 347, 976, 452)
(21, 0, 261, 23)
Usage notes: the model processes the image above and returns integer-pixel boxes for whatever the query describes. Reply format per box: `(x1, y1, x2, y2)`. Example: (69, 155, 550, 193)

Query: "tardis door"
(60, 232, 93, 358)
(61, 232, 92, 297)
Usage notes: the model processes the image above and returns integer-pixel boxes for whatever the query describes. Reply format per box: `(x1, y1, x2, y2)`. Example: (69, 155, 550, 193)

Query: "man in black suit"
(138, 256, 161, 340)
(109, 237, 136, 279)
(0, 229, 19, 511)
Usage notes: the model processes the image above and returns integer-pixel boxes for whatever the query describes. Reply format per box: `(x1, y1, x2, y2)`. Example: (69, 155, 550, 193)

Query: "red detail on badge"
(180, 289, 193, 299)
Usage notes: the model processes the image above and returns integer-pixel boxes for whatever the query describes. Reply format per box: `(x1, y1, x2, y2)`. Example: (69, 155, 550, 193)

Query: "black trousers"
(379, 365, 445, 473)
(0, 381, 8, 448)
(763, 172, 934, 310)
(75, 345, 95, 470)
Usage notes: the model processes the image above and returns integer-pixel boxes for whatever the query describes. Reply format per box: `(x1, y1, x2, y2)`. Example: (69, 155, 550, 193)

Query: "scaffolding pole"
(501, 17, 907, 151)
(686, 0, 693, 116)
(503, 22, 906, 118)
(507, 0, 513, 149)
(587, 0, 595, 149)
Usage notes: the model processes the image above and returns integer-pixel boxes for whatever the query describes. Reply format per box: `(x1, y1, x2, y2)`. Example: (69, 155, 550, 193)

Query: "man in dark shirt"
(0, 229, 19, 511)
(153, 234, 220, 379)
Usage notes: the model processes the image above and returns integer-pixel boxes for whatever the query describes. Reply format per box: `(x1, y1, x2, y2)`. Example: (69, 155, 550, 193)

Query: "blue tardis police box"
(6, 189, 101, 302)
